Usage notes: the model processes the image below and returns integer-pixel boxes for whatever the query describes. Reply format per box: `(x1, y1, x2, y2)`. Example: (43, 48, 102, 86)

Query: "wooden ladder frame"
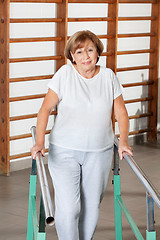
(0, 0, 159, 175)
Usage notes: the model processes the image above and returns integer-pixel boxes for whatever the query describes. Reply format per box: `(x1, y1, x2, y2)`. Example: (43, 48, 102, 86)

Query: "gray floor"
(0, 138, 160, 240)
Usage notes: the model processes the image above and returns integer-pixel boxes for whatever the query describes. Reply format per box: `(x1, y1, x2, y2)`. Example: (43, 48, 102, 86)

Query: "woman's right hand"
(31, 144, 45, 160)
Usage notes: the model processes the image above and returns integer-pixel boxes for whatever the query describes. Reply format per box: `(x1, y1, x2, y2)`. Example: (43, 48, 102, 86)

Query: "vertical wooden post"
(56, 0, 68, 71)
(0, 0, 10, 175)
(107, 0, 118, 73)
(107, 0, 119, 133)
(148, 1, 160, 142)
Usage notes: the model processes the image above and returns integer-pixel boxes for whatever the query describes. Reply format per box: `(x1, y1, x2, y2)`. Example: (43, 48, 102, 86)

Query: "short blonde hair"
(64, 30, 104, 64)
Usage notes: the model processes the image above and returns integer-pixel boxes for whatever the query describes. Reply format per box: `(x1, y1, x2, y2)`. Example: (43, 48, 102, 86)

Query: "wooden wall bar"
(106, 0, 118, 133)
(56, 0, 68, 70)
(0, 0, 10, 175)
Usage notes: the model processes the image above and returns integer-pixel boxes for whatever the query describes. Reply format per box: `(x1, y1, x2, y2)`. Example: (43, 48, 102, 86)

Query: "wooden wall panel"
(0, 0, 159, 174)
(148, 0, 160, 141)
(0, 0, 10, 175)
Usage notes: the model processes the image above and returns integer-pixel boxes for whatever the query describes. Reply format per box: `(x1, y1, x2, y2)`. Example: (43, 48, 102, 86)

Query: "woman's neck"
(74, 65, 100, 79)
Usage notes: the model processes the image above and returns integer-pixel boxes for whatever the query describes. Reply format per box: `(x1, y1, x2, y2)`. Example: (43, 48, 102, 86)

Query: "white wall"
(9, 3, 159, 170)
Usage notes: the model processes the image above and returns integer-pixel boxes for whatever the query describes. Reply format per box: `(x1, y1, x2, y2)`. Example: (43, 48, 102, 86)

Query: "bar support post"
(146, 192, 156, 240)
(113, 146, 122, 240)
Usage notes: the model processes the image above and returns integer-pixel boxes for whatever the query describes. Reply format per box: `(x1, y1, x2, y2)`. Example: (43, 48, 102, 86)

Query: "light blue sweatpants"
(48, 144, 113, 240)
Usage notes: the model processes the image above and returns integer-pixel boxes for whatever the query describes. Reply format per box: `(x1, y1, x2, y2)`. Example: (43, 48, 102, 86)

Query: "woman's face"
(70, 40, 98, 73)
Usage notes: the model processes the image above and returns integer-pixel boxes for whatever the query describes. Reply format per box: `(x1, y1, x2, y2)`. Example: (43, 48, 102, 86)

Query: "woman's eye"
(76, 50, 82, 54)
(88, 49, 93, 52)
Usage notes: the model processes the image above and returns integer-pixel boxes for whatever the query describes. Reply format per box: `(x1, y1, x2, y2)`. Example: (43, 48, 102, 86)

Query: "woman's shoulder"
(100, 66, 116, 79)
(58, 63, 73, 72)
(100, 66, 114, 74)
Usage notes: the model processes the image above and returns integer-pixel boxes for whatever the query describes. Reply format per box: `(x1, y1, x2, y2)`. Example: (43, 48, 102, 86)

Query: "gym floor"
(0, 136, 160, 240)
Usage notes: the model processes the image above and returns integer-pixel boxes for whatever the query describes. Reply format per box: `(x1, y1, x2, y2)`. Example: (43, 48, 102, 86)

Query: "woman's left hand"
(118, 141, 133, 160)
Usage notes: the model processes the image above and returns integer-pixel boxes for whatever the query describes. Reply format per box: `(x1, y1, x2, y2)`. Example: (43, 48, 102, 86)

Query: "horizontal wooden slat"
(10, 37, 62, 43)
(10, 0, 62, 2)
(9, 55, 62, 63)
(9, 149, 49, 160)
(115, 112, 153, 122)
(10, 74, 53, 83)
(124, 96, 152, 104)
(10, 152, 31, 160)
(128, 112, 153, 120)
(67, 34, 114, 40)
(116, 65, 152, 72)
(10, 130, 51, 141)
(10, 18, 62, 23)
(118, 16, 156, 21)
(68, 0, 115, 3)
(117, 49, 155, 55)
(10, 111, 57, 121)
(122, 80, 154, 88)
(119, 0, 156, 3)
(68, 17, 114, 22)
(10, 94, 45, 102)
(101, 51, 113, 56)
(118, 33, 156, 38)
(98, 34, 114, 39)
(116, 128, 152, 138)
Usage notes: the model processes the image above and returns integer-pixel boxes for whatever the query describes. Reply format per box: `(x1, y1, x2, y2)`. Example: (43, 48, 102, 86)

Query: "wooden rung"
(117, 49, 155, 55)
(68, 0, 115, 3)
(9, 94, 45, 102)
(101, 51, 113, 56)
(68, 17, 114, 22)
(115, 112, 153, 122)
(10, 18, 62, 23)
(118, 33, 156, 38)
(98, 34, 114, 39)
(119, 0, 156, 3)
(10, 37, 62, 43)
(124, 96, 152, 104)
(67, 34, 114, 40)
(116, 128, 152, 138)
(9, 148, 49, 160)
(9, 55, 62, 63)
(122, 80, 154, 88)
(116, 65, 152, 72)
(9, 74, 53, 83)
(10, 111, 57, 121)
(10, 0, 62, 2)
(10, 130, 51, 141)
(118, 17, 156, 21)
(128, 112, 153, 120)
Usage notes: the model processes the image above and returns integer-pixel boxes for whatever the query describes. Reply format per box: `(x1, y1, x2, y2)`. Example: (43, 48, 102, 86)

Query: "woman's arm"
(31, 89, 59, 159)
(114, 94, 133, 160)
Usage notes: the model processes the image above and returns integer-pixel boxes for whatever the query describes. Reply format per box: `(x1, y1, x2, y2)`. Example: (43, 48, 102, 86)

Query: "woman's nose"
(83, 51, 89, 59)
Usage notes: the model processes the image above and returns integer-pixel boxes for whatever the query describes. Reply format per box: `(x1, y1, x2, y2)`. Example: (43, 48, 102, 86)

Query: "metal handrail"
(31, 126, 54, 226)
(114, 136, 160, 209)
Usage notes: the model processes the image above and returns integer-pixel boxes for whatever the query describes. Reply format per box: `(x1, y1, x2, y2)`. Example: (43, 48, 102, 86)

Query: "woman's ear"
(70, 51, 75, 63)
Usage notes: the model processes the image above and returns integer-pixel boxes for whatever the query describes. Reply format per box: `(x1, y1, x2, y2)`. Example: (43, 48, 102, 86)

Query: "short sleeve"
(111, 70, 123, 100)
(47, 66, 66, 101)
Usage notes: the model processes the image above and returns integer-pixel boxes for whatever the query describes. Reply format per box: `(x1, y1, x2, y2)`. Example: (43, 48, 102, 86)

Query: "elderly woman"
(31, 30, 132, 240)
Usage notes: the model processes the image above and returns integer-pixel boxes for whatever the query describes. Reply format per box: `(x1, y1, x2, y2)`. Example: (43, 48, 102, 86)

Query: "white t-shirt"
(47, 64, 122, 152)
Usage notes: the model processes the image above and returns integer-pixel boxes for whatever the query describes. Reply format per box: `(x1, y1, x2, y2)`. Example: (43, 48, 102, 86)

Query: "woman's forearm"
(118, 112, 129, 143)
(36, 107, 50, 146)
